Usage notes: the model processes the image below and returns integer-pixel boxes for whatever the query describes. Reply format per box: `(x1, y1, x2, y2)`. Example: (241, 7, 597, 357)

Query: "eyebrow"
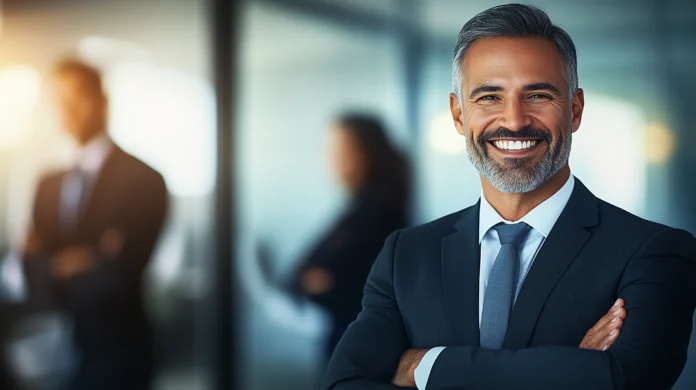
(523, 82, 562, 95)
(469, 84, 503, 99)
(468, 82, 562, 99)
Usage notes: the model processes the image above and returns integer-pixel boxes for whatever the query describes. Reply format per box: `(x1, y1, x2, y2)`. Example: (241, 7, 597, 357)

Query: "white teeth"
(493, 140, 539, 150)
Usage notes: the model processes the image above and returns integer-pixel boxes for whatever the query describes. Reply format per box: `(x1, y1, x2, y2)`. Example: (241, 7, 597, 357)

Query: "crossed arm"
(322, 228, 696, 390)
(392, 296, 626, 388)
(23, 173, 168, 302)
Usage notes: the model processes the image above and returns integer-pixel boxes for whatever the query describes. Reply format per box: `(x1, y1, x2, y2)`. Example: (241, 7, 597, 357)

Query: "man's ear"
(571, 88, 584, 134)
(450, 93, 466, 135)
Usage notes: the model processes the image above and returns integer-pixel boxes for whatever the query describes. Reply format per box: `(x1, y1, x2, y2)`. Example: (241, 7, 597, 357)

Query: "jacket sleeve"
(426, 228, 696, 390)
(68, 171, 168, 300)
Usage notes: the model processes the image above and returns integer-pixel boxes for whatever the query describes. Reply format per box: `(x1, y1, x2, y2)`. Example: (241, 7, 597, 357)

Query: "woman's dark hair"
(335, 113, 411, 211)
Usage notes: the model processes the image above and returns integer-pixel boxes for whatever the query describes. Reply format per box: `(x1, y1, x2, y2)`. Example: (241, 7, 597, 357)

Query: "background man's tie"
(60, 167, 89, 231)
(480, 222, 531, 349)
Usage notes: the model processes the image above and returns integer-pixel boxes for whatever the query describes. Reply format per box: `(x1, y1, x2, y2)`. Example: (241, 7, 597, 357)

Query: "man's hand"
(579, 298, 626, 351)
(51, 245, 96, 280)
(100, 228, 125, 258)
(392, 348, 428, 388)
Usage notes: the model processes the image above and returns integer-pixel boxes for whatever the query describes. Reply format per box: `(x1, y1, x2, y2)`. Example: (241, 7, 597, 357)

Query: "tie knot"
(494, 222, 531, 247)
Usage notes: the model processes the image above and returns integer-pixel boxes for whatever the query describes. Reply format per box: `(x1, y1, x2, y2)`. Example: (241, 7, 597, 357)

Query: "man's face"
(450, 37, 584, 193)
(54, 71, 106, 144)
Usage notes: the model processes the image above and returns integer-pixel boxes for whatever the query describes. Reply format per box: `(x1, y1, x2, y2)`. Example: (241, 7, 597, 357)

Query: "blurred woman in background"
(293, 113, 411, 361)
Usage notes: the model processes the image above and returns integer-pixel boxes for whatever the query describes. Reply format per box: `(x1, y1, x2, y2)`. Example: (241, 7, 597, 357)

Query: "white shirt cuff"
(414, 346, 446, 390)
(0, 250, 27, 302)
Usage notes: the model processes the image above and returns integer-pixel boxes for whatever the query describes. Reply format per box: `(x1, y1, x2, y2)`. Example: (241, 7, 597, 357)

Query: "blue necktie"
(60, 167, 88, 230)
(480, 222, 531, 349)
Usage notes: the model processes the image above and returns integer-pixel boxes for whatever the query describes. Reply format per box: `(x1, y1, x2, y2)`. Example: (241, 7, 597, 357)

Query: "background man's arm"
(64, 171, 168, 299)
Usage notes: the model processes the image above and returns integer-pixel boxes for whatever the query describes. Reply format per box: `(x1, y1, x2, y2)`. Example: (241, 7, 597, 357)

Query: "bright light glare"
(428, 111, 466, 155)
(105, 63, 216, 197)
(78, 36, 153, 67)
(644, 122, 675, 164)
(0, 66, 41, 149)
(570, 94, 647, 215)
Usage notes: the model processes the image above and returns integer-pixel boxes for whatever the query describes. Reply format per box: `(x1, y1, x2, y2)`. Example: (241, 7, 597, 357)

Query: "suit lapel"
(502, 179, 599, 349)
(441, 202, 481, 345)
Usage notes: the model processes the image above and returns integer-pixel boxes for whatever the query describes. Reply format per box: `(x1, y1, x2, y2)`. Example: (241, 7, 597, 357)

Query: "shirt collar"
(478, 173, 575, 243)
(75, 132, 114, 175)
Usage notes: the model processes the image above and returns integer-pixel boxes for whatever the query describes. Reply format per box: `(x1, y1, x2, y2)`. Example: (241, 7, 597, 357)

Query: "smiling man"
(322, 4, 696, 390)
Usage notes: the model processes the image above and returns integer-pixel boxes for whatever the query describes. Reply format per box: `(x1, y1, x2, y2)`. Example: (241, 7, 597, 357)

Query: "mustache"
(477, 126, 552, 145)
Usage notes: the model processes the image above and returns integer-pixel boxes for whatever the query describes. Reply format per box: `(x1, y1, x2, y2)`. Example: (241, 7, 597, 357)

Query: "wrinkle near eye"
(548, 99, 566, 114)
(464, 102, 480, 117)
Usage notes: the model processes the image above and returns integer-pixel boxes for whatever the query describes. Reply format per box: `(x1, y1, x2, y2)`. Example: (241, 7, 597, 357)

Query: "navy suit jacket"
(323, 179, 696, 390)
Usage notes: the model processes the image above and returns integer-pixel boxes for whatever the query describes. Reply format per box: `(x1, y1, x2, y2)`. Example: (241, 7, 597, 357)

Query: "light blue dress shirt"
(414, 174, 576, 389)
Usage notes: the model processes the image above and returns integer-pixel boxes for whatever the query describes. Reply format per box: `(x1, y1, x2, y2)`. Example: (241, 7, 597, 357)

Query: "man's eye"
(478, 95, 499, 101)
(528, 93, 551, 100)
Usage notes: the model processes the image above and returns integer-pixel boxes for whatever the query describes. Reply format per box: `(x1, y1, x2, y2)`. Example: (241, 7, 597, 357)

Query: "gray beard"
(465, 126, 572, 193)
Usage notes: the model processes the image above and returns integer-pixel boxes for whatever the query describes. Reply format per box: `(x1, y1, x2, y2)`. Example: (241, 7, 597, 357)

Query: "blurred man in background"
(20, 59, 168, 390)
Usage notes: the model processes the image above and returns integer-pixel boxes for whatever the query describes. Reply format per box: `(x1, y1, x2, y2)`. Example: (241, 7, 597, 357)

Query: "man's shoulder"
(113, 148, 166, 185)
(595, 198, 696, 256)
(398, 204, 474, 242)
(596, 198, 670, 235)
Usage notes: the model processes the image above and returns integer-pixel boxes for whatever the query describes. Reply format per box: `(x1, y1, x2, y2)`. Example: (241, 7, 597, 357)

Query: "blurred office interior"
(1, 0, 695, 389)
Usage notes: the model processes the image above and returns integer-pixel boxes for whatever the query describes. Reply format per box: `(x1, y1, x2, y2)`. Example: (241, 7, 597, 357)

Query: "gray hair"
(452, 4, 578, 100)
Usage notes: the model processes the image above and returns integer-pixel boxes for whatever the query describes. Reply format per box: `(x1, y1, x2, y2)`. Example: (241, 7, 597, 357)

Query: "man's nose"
(499, 99, 532, 131)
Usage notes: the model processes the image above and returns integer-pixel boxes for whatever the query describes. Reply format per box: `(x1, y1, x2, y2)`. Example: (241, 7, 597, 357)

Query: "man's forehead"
(461, 37, 565, 87)
(55, 72, 102, 94)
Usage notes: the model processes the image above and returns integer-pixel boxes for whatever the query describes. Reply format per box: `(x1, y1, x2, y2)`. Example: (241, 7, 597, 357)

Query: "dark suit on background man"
(323, 179, 696, 389)
(24, 145, 167, 390)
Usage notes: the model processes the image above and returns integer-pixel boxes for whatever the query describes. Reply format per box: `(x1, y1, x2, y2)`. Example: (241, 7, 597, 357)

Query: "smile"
(491, 140, 539, 151)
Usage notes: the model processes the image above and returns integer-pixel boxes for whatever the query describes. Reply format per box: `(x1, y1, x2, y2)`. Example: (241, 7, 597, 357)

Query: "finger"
(591, 319, 624, 351)
(602, 304, 626, 329)
(616, 306, 627, 321)
(591, 303, 622, 333)
(580, 301, 627, 350)
(596, 313, 624, 341)
(586, 312, 625, 349)
(607, 308, 625, 328)
(603, 299, 624, 321)
(601, 328, 621, 351)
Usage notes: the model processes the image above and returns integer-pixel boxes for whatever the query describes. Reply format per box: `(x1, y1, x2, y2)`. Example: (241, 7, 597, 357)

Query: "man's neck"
(481, 165, 571, 222)
(76, 128, 106, 147)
